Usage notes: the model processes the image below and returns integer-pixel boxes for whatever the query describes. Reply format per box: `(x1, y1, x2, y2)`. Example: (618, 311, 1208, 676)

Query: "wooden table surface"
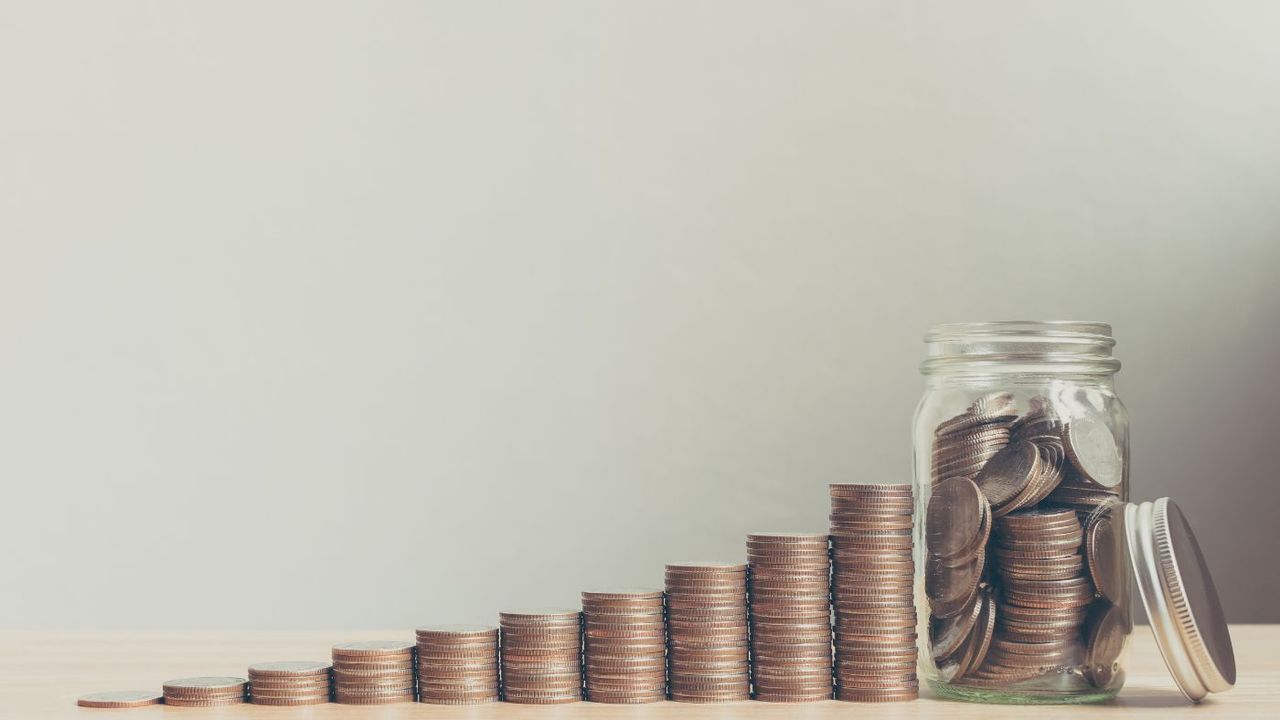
(2, 625, 1274, 719)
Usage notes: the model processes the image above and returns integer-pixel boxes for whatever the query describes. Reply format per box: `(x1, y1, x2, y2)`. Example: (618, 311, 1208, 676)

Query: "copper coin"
(927, 476, 989, 560)
(1085, 507, 1124, 603)
(1084, 601, 1127, 688)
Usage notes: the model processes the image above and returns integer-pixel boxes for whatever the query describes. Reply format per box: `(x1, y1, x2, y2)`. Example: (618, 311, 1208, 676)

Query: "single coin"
(77, 691, 162, 708)
(248, 661, 331, 676)
(1063, 415, 1124, 488)
(332, 640, 414, 656)
(162, 676, 248, 693)
(926, 552, 985, 618)
(1084, 602, 1127, 688)
(947, 588, 996, 680)
(926, 476, 988, 560)
(1086, 507, 1124, 603)
(973, 440, 1039, 511)
(929, 589, 984, 662)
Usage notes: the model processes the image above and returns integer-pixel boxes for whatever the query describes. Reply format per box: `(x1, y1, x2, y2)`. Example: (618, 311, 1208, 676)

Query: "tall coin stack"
(247, 661, 331, 706)
(829, 483, 919, 702)
(499, 608, 583, 704)
(665, 562, 750, 703)
(415, 624, 500, 705)
(582, 589, 667, 703)
(746, 532, 833, 702)
(331, 640, 416, 704)
(973, 508, 1092, 683)
(161, 677, 248, 707)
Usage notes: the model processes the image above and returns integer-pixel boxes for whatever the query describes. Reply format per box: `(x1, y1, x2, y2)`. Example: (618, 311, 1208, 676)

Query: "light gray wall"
(2, 1, 1278, 629)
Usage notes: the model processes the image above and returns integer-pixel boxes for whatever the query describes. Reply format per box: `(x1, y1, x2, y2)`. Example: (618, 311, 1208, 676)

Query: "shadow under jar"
(914, 321, 1130, 704)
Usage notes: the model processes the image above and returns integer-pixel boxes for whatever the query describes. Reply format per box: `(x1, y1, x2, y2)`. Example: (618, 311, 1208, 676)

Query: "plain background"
(2, 1, 1278, 630)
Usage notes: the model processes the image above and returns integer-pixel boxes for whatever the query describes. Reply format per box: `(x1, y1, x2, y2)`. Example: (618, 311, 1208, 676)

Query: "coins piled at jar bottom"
(499, 608, 583, 704)
(747, 532, 832, 702)
(416, 624, 499, 705)
(247, 661, 331, 705)
(829, 484, 918, 702)
(582, 589, 667, 703)
(331, 640, 416, 704)
(161, 676, 248, 707)
(973, 507, 1092, 682)
(665, 562, 750, 703)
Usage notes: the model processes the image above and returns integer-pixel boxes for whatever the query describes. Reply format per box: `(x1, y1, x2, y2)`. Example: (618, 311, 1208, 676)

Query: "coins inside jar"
(926, 391, 1127, 693)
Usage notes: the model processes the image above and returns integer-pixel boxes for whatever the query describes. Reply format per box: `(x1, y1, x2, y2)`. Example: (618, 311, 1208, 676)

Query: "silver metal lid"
(1123, 498, 1236, 702)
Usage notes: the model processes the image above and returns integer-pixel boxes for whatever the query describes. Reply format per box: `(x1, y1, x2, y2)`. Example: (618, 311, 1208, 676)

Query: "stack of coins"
(247, 661, 331, 705)
(415, 624, 499, 705)
(746, 532, 832, 702)
(582, 589, 667, 703)
(665, 562, 750, 703)
(972, 508, 1092, 683)
(499, 608, 582, 704)
(161, 677, 248, 707)
(331, 640, 416, 704)
(931, 391, 1017, 484)
(829, 483, 918, 702)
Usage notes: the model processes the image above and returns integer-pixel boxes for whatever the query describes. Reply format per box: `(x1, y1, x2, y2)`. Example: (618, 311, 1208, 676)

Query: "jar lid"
(1122, 498, 1236, 701)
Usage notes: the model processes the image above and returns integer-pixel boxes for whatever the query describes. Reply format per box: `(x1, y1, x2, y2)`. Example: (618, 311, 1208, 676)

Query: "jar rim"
(925, 320, 1114, 344)
(921, 320, 1119, 376)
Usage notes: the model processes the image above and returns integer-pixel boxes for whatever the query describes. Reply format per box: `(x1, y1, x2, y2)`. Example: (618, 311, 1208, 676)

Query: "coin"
(76, 691, 162, 708)
(1064, 415, 1123, 489)
(930, 589, 984, 663)
(1084, 602, 1127, 688)
(927, 476, 989, 560)
(162, 676, 249, 694)
(1085, 507, 1124, 603)
(248, 661, 331, 677)
(973, 440, 1039, 512)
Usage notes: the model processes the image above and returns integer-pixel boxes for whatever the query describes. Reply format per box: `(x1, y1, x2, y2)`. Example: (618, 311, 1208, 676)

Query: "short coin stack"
(582, 589, 667, 703)
(665, 562, 750, 702)
(746, 532, 833, 702)
(415, 625, 499, 705)
(247, 661, 331, 705)
(331, 640, 416, 704)
(829, 483, 919, 702)
(499, 608, 583, 704)
(974, 507, 1092, 683)
(76, 691, 162, 708)
(161, 677, 248, 707)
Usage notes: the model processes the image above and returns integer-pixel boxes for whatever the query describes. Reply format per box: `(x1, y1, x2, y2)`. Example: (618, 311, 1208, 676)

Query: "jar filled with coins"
(914, 321, 1131, 703)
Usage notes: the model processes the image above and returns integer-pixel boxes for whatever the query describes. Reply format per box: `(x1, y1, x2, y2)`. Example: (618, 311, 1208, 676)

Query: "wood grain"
(2, 625, 1275, 719)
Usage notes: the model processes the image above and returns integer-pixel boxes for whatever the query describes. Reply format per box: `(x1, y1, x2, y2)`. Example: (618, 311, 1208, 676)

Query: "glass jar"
(913, 321, 1130, 704)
